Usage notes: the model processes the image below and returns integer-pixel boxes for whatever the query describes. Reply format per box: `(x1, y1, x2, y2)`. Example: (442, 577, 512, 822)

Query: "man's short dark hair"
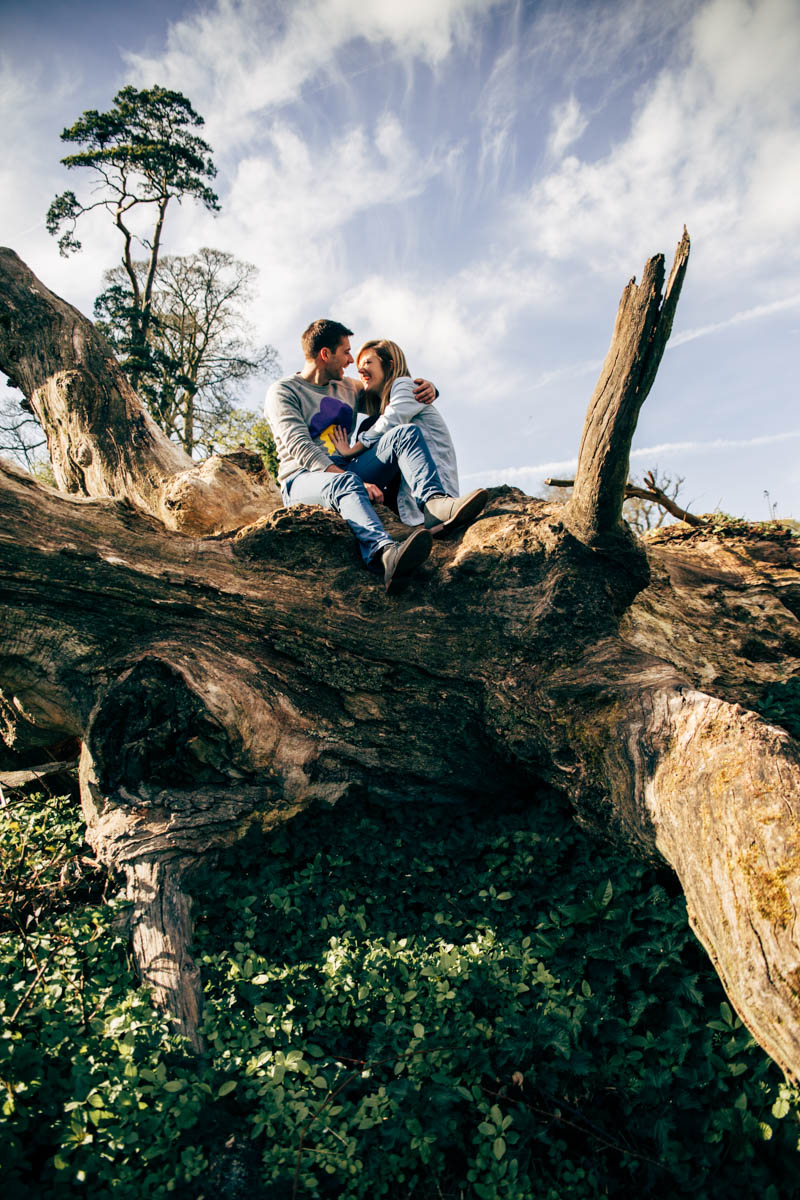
(301, 319, 354, 359)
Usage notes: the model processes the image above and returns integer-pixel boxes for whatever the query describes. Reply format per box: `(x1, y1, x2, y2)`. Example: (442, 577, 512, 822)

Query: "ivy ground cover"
(2, 786, 799, 1198)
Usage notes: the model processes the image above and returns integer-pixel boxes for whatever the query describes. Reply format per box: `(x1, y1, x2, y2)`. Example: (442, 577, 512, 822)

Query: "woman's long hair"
(357, 339, 410, 416)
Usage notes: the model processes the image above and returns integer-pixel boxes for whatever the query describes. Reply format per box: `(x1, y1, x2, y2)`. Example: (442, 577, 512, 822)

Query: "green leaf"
(493, 1136, 506, 1160)
(413, 1023, 425, 1039)
(217, 1080, 238, 1098)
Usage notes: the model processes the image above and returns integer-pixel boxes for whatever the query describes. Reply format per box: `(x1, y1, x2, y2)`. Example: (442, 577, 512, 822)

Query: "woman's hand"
(331, 425, 359, 457)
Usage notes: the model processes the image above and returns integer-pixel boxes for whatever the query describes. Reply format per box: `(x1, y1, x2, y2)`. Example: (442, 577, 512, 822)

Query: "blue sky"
(2, 0, 799, 520)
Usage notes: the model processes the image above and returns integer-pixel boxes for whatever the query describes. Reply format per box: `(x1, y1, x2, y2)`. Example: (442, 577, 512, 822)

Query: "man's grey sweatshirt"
(264, 374, 361, 487)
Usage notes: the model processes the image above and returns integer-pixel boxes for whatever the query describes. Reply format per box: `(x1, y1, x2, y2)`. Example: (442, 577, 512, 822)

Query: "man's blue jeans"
(284, 424, 445, 564)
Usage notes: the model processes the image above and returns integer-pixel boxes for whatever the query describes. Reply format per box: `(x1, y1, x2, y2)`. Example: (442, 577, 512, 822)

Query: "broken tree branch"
(546, 468, 706, 528)
(567, 228, 691, 544)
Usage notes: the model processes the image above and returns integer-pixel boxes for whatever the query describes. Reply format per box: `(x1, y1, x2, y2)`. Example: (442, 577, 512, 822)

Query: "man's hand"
(413, 377, 437, 405)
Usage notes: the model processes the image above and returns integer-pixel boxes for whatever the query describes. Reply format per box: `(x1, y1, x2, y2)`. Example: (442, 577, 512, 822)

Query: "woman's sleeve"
(357, 377, 425, 447)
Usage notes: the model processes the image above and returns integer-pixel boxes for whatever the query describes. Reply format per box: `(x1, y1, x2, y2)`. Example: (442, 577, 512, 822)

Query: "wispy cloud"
(629, 431, 800, 458)
(515, 291, 800, 397)
(463, 430, 800, 489)
(125, 0, 505, 150)
(547, 95, 587, 158)
(476, 39, 520, 191)
(529, 357, 603, 390)
(671, 294, 800, 346)
(462, 458, 579, 487)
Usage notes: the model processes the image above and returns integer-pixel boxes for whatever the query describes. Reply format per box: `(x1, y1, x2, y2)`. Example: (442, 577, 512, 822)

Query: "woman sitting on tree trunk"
(331, 338, 460, 527)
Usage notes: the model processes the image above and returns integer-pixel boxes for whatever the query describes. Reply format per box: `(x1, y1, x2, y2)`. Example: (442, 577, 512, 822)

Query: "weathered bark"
(125, 858, 203, 1047)
(2, 239, 800, 1079)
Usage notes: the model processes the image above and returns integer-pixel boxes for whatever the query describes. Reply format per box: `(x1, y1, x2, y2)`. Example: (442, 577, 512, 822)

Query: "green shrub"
(0, 792, 206, 1198)
(2, 787, 799, 1198)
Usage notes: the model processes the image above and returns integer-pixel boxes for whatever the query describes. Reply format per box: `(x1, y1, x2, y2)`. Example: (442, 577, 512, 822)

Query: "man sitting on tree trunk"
(265, 319, 488, 593)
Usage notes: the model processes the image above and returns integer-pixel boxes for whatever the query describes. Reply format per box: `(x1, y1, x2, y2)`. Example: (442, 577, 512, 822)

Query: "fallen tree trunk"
(2, 238, 800, 1077)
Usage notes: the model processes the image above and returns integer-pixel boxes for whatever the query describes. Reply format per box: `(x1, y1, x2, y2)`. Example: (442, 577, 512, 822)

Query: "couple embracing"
(265, 319, 487, 593)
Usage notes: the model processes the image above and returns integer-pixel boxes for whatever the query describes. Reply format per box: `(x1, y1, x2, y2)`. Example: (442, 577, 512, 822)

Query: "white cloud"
(227, 113, 441, 242)
(340, 275, 475, 371)
(547, 95, 587, 158)
(335, 246, 556, 378)
(0, 58, 68, 242)
(125, 0, 504, 151)
(517, 0, 800, 276)
(462, 458, 578, 487)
